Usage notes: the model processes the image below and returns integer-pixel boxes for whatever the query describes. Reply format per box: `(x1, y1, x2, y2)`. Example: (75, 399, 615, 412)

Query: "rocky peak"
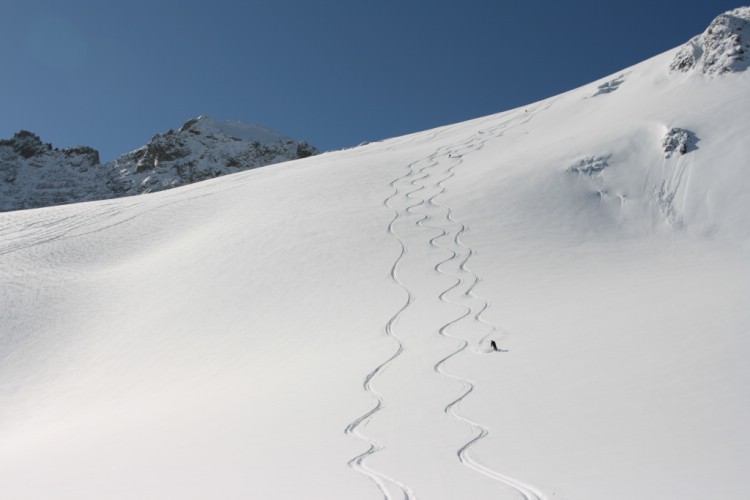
(132, 131, 191, 174)
(1, 117, 318, 212)
(111, 116, 319, 195)
(670, 7, 750, 75)
(0, 131, 100, 165)
(0, 132, 104, 211)
(63, 146, 100, 166)
(0, 130, 51, 159)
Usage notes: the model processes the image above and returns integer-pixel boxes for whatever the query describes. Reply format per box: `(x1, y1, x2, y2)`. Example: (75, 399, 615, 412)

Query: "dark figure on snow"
(490, 340, 499, 351)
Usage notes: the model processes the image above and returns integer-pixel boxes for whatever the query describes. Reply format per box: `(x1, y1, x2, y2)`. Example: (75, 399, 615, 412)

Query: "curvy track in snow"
(422, 151, 548, 500)
(418, 108, 551, 500)
(347, 100, 556, 499)
(343, 159, 426, 500)
(0, 165, 275, 257)
(427, 104, 556, 498)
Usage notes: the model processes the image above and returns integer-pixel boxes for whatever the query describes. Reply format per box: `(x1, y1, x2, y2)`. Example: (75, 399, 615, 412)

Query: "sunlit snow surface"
(1, 47, 749, 499)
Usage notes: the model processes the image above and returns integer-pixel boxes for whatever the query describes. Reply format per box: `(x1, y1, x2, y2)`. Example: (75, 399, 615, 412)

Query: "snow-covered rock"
(0, 131, 105, 212)
(661, 127, 698, 157)
(589, 74, 626, 97)
(0, 117, 318, 212)
(565, 155, 610, 175)
(670, 6, 750, 74)
(109, 116, 318, 197)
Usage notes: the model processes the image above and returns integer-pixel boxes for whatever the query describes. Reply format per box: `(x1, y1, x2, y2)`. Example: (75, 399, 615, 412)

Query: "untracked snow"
(1, 9, 749, 500)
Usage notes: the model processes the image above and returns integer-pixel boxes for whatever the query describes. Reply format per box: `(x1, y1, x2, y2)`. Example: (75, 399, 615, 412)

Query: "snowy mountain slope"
(0, 116, 318, 212)
(1, 8, 749, 500)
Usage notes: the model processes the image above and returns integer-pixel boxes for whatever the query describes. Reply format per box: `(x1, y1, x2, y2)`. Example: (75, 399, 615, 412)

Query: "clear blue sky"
(0, 0, 740, 161)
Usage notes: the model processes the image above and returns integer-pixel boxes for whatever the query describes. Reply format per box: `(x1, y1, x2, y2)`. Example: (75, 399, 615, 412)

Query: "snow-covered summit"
(182, 116, 295, 144)
(110, 116, 318, 197)
(670, 6, 750, 74)
(0, 118, 318, 212)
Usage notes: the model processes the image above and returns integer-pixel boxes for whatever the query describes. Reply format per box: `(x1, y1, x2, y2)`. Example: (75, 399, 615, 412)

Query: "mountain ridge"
(0, 116, 318, 212)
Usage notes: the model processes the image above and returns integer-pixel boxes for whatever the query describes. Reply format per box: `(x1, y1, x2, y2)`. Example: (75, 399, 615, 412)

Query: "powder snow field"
(1, 41, 749, 500)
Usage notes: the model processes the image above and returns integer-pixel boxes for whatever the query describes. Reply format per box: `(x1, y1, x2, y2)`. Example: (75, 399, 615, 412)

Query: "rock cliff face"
(0, 117, 318, 212)
(670, 7, 750, 75)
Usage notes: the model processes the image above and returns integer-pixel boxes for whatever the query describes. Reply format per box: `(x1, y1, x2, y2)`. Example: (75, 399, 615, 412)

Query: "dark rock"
(12, 131, 49, 159)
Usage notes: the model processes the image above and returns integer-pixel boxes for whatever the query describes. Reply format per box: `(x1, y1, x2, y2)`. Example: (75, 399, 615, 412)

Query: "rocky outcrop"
(661, 128, 698, 158)
(670, 7, 750, 75)
(566, 156, 610, 176)
(0, 132, 105, 211)
(109, 116, 319, 197)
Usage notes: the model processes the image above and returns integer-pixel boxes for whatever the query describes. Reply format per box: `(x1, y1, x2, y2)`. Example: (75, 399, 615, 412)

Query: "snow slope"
(1, 9, 749, 500)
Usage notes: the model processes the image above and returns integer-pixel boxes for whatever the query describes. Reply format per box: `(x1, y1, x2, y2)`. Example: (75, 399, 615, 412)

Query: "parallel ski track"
(0, 165, 278, 256)
(424, 152, 548, 500)
(414, 106, 553, 499)
(347, 101, 556, 499)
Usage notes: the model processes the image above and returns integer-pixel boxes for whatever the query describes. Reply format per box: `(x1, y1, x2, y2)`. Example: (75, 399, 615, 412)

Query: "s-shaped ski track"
(347, 102, 555, 499)
(344, 160, 427, 500)
(416, 113, 550, 500)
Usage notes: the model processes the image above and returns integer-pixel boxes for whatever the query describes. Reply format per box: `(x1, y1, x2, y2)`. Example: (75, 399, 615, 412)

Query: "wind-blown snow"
(1, 9, 749, 500)
(188, 116, 295, 144)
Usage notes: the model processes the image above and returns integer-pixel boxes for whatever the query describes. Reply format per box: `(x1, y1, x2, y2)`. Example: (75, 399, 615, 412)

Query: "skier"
(489, 340, 508, 353)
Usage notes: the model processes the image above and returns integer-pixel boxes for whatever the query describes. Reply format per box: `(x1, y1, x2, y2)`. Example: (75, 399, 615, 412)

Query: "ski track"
(347, 104, 554, 499)
(421, 120, 549, 500)
(343, 158, 425, 500)
(0, 171, 264, 257)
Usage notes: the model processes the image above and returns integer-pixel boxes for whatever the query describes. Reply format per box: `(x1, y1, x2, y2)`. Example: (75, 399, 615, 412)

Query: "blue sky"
(0, 0, 740, 161)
